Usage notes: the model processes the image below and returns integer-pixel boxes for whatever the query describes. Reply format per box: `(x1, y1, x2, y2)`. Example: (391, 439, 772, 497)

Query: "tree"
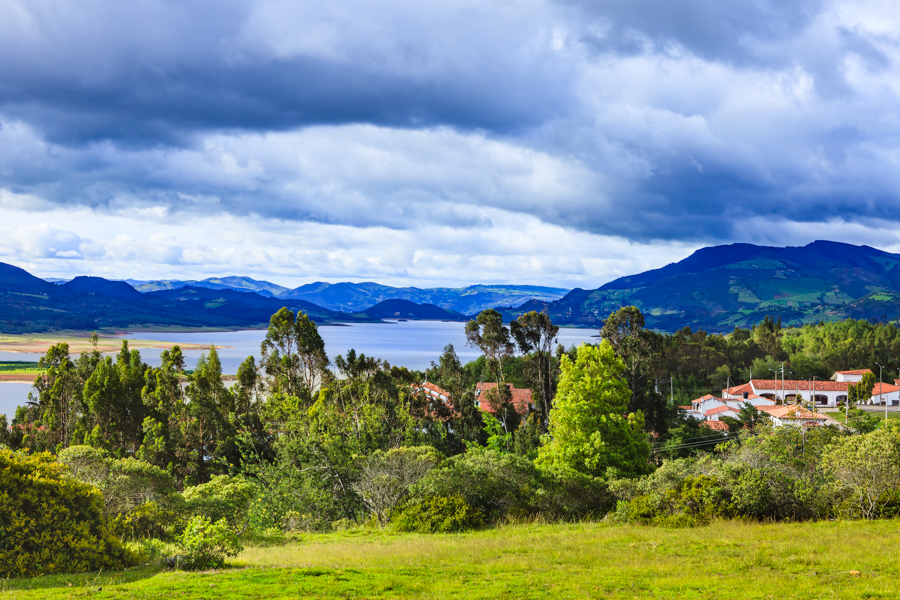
(536, 343, 650, 479)
(260, 308, 330, 397)
(601, 307, 667, 434)
(184, 346, 233, 484)
(429, 344, 484, 451)
(824, 425, 900, 519)
(510, 311, 559, 432)
(32, 343, 80, 449)
(466, 309, 516, 430)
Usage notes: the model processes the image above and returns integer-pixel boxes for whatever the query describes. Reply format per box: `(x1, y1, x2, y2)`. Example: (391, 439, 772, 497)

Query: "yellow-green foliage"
(0, 448, 134, 578)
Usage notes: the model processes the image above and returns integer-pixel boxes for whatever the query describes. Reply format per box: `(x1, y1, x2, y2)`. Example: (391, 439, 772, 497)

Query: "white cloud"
(1, 0, 900, 287)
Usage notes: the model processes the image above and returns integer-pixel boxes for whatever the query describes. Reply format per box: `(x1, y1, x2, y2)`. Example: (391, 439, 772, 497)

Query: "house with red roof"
(869, 381, 900, 406)
(757, 404, 830, 428)
(703, 404, 741, 421)
(474, 382, 533, 415)
(724, 378, 851, 407)
(415, 381, 452, 405)
(831, 369, 873, 383)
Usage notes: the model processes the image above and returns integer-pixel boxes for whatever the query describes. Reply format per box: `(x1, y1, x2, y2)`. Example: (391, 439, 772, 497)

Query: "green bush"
(58, 445, 178, 540)
(0, 448, 134, 577)
(182, 475, 255, 533)
(175, 516, 243, 570)
(393, 495, 484, 533)
(411, 448, 537, 522)
(533, 465, 614, 520)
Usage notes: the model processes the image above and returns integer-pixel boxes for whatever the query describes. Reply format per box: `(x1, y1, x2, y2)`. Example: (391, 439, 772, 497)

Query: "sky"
(1, 0, 900, 289)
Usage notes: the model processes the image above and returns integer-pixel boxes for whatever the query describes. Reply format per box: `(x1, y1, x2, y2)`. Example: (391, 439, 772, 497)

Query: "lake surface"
(0, 320, 599, 418)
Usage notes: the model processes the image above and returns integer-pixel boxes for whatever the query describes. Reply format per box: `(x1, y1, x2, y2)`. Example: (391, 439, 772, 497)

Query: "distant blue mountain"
(125, 277, 569, 314)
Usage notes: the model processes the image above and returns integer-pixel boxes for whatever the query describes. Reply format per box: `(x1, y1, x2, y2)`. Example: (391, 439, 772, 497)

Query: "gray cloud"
(1, 0, 900, 285)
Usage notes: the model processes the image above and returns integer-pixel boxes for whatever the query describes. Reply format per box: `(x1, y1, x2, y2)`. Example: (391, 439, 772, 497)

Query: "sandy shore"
(0, 373, 36, 383)
(0, 334, 212, 355)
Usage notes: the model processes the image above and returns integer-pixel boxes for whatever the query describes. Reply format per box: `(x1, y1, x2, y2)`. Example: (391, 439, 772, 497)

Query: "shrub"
(182, 475, 255, 533)
(175, 516, 243, 570)
(58, 445, 177, 517)
(533, 465, 614, 520)
(0, 448, 134, 578)
(59, 445, 178, 540)
(411, 448, 537, 522)
(824, 424, 900, 519)
(393, 495, 484, 533)
(354, 446, 442, 525)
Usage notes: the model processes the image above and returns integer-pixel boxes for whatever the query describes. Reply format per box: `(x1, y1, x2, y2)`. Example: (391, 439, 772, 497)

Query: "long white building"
(721, 369, 893, 407)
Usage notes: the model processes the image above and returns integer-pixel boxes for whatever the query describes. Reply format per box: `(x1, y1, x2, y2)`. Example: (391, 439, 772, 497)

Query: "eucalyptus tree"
(32, 343, 80, 448)
(466, 309, 516, 430)
(510, 311, 559, 432)
(260, 307, 330, 398)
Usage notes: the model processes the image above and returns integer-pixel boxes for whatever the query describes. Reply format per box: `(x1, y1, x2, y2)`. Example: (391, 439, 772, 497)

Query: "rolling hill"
(0, 263, 481, 333)
(501, 241, 900, 332)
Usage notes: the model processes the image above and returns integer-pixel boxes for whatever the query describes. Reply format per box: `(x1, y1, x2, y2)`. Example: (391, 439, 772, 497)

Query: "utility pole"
(783, 362, 786, 407)
(876, 362, 885, 423)
(770, 365, 785, 404)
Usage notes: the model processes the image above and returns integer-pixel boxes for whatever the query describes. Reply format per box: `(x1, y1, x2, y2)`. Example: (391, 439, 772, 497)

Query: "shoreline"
(0, 333, 214, 355)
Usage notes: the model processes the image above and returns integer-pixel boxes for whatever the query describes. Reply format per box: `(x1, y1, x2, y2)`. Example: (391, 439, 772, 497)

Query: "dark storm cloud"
(1, 0, 900, 251)
(0, 0, 574, 145)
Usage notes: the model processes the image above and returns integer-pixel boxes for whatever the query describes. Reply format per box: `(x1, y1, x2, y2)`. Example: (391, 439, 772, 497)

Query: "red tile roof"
(417, 382, 452, 403)
(701, 420, 730, 431)
(765, 405, 828, 420)
(705, 405, 739, 416)
(871, 382, 899, 396)
(475, 382, 533, 415)
(723, 383, 753, 396)
(752, 379, 850, 392)
(692, 395, 724, 405)
(834, 369, 873, 375)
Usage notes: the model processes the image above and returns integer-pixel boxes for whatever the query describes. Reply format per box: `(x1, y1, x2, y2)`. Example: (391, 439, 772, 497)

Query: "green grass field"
(3, 520, 900, 599)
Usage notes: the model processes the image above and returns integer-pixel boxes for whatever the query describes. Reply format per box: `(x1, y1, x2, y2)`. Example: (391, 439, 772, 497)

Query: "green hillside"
(504, 241, 900, 331)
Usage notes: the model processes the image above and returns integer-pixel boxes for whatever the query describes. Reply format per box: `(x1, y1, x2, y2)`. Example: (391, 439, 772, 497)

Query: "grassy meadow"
(3, 520, 900, 599)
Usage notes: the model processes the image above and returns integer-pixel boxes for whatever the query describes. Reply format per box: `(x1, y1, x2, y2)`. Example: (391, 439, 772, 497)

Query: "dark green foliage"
(611, 425, 854, 525)
(411, 448, 537, 522)
(393, 495, 484, 533)
(0, 449, 134, 577)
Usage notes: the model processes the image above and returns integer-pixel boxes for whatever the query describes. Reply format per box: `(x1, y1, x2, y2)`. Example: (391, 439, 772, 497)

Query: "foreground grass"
(4, 520, 900, 599)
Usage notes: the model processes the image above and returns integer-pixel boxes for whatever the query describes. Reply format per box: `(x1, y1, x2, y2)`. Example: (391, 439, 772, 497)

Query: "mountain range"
(7, 240, 900, 334)
(122, 278, 568, 314)
(0, 263, 466, 334)
(502, 241, 900, 332)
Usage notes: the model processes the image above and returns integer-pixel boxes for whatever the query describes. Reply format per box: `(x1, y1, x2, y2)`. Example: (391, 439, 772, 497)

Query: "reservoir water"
(0, 320, 598, 418)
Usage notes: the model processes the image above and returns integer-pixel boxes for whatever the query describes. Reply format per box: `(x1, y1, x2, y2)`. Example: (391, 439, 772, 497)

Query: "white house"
(725, 379, 850, 407)
(831, 369, 872, 383)
(869, 381, 900, 406)
(757, 405, 829, 428)
(704, 404, 741, 421)
(684, 393, 774, 423)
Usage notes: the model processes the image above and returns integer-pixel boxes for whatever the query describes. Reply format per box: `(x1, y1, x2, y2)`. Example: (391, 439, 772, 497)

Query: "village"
(416, 368, 899, 431)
